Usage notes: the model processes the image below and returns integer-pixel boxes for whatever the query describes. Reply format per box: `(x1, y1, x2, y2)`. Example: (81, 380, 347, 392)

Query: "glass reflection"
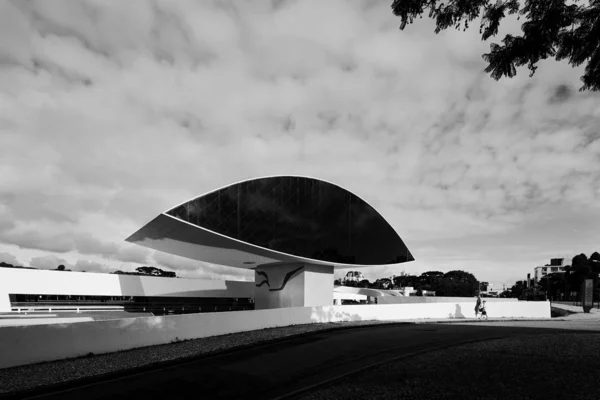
(167, 176, 413, 265)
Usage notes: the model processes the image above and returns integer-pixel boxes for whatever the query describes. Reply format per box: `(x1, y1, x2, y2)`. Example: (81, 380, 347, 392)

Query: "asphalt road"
(11, 320, 600, 400)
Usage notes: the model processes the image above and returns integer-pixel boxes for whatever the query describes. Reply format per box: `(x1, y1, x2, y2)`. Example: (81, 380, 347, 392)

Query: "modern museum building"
(0, 176, 414, 312)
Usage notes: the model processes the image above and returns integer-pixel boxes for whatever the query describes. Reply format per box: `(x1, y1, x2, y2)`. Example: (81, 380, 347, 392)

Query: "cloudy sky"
(1, 0, 599, 289)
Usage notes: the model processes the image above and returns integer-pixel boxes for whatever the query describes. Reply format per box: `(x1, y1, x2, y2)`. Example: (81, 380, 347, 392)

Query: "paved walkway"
(7, 319, 599, 400)
(551, 302, 600, 320)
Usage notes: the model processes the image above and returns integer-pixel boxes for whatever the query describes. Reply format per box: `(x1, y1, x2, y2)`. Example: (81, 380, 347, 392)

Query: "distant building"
(533, 258, 566, 283)
(343, 271, 365, 283)
(483, 283, 501, 297)
(399, 286, 435, 296)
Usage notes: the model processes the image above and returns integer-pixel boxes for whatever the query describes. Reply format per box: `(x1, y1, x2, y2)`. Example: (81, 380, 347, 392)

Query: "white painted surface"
(254, 263, 334, 309)
(334, 286, 396, 297)
(0, 268, 255, 312)
(255, 263, 305, 309)
(0, 317, 95, 327)
(378, 296, 519, 304)
(0, 288, 9, 312)
(333, 292, 367, 301)
(0, 301, 550, 369)
(303, 264, 334, 307)
(334, 286, 518, 302)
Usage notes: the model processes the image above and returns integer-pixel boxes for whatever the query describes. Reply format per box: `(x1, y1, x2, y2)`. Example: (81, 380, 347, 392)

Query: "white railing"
(12, 305, 125, 313)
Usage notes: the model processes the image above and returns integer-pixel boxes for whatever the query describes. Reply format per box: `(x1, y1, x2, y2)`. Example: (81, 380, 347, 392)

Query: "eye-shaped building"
(126, 176, 414, 309)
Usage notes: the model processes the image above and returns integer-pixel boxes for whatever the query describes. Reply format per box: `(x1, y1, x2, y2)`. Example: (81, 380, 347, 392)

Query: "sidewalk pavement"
(551, 302, 600, 320)
(417, 317, 557, 324)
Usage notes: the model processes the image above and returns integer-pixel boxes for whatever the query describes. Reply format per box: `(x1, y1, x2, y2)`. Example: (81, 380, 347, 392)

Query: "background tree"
(0, 262, 35, 270)
(358, 279, 371, 288)
(134, 266, 176, 277)
(393, 274, 420, 288)
(56, 265, 65, 271)
(510, 280, 527, 298)
(372, 278, 393, 289)
(344, 279, 358, 288)
(538, 272, 564, 300)
(589, 251, 600, 275)
(420, 271, 444, 286)
(563, 264, 571, 296)
(391, 0, 600, 91)
(571, 253, 591, 283)
(434, 270, 479, 296)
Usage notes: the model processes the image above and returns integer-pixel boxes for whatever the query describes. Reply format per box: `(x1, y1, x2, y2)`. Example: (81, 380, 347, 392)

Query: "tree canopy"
(391, 0, 600, 91)
(112, 266, 176, 278)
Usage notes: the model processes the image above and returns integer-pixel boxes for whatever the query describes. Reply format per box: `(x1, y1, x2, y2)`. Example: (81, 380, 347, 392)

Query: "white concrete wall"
(254, 263, 334, 309)
(0, 268, 255, 312)
(254, 263, 305, 309)
(0, 283, 10, 312)
(304, 264, 333, 307)
(0, 317, 95, 326)
(0, 301, 550, 369)
(378, 296, 518, 304)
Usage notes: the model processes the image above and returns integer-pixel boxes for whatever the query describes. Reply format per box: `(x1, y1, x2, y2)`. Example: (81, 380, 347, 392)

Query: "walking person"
(475, 293, 482, 319)
(479, 301, 488, 320)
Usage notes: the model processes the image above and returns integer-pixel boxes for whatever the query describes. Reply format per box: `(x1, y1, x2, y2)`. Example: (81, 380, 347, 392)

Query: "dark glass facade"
(11, 294, 254, 314)
(167, 176, 413, 265)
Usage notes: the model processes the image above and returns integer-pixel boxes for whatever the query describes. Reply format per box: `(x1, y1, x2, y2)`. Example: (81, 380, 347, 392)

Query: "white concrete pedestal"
(254, 263, 334, 309)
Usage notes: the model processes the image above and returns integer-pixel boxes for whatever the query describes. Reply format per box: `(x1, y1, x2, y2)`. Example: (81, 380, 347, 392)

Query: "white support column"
(0, 278, 10, 312)
(254, 263, 334, 309)
(0, 294, 10, 313)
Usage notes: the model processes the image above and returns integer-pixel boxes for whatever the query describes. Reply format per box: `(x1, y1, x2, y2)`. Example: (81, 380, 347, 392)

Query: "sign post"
(582, 279, 594, 313)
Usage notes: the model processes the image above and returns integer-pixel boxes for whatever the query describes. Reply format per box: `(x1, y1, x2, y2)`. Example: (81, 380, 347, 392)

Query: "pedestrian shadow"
(449, 304, 466, 319)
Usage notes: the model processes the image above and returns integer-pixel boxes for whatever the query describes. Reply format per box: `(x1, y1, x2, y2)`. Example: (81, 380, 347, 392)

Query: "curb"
(415, 317, 563, 324)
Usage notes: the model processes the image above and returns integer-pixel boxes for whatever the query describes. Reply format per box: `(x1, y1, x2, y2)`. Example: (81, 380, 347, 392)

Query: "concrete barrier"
(0, 317, 94, 327)
(0, 301, 550, 369)
(377, 296, 518, 304)
(0, 268, 254, 312)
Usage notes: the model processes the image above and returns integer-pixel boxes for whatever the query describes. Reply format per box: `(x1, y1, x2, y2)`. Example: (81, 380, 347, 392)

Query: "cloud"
(0, 251, 20, 265)
(115, 246, 150, 264)
(29, 255, 69, 270)
(73, 259, 112, 274)
(1, 230, 75, 253)
(152, 251, 253, 280)
(74, 233, 119, 257)
(0, 1, 599, 285)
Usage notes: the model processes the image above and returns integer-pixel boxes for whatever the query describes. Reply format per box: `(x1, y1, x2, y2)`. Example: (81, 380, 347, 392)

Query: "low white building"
(0, 267, 255, 313)
(534, 258, 566, 283)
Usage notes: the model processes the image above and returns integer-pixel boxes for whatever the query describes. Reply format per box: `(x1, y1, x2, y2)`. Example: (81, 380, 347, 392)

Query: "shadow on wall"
(449, 304, 466, 319)
(118, 275, 146, 297)
(309, 306, 364, 323)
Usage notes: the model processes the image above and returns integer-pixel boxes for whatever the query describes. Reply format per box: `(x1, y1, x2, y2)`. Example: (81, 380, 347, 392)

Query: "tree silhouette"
(590, 252, 600, 276)
(57, 265, 65, 271)
(419, 271, 444, 287)
(391, 0, 600, 91)
(510, 280, 527, 298)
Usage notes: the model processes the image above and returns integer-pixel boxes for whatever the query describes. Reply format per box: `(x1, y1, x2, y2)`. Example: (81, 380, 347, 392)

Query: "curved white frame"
(130, 175, 414, 269)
